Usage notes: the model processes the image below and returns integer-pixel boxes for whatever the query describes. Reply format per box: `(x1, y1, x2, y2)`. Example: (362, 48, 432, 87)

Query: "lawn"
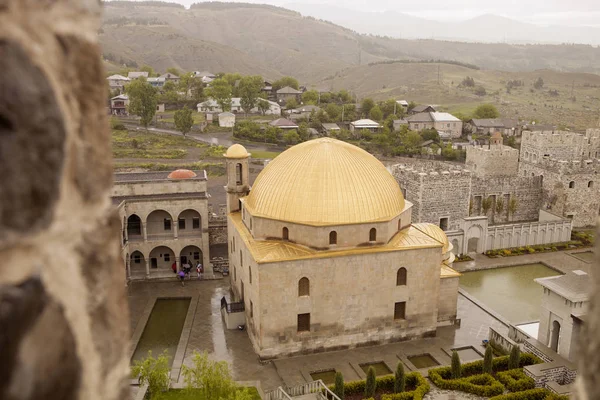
(248, 150, 280, 159)
(156, 111, 205, 124)
(113, 161, 225, 176)
(153, 387, 261, 400)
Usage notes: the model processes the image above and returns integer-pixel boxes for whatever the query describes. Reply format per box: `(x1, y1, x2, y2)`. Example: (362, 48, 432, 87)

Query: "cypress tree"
(364, 366, 377, 398)
(483, 345, 493, 374)
(451, 350, 461, 379)
(509, 345, 521, 369)
(333, 371, 344, 399)
(394, 362, 405, 393)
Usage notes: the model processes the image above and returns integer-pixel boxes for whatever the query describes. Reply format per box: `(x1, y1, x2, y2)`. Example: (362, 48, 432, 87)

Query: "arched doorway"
(149, 246, 175, 274)
(180, 245, 203, 267)
(130, 251, 146, 278)
(127, 214, 143, 241)
(147, 210, 174, 239)
(467, 237, 479, 253)
(177, 209, 202, 237)
(550, 320, 561, 352)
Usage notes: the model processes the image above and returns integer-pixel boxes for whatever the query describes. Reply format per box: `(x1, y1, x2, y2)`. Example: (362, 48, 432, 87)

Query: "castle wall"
(466, 144, 519, 177)
(520, 130, 600, 164)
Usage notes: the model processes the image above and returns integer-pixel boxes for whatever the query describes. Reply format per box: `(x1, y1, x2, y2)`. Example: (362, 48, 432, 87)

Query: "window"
(163, 218, 172, 230)
(297, 313, 310, 332)
(396, 268, 407, 286)
(282, 227, 289, 240)
(250, 301, 254, 318)
(233, 264, 236, 281)
(249, 266, 252, 284)
(178, 218, 186, 230)
(164, 253, 170, 262)
(329, 231, 337, 245)
(233, 237, 235, 251)
(236, 163, 242, 185)
(569, 181, 575, 189)
(193, 217, 200, 229)
(589, 181, 594, 188)
(240, 250, 243, 267)
(193, 252, 200, 260)
(134, 254, 141, 264)
(439, 218, 449, 231)
(369, 228, 377, 242)
(398, 219, 402, 231)
(394, 302, 406, 320)
(298, 277, 310, 296)
(250, 218, 253, 230)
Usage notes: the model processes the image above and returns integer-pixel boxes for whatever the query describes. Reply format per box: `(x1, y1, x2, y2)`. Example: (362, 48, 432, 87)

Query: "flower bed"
(331, 372, 429, 400)
(454, 254, 474, 263)
(496, 369, 535, 392)
(489, 388, 569, 400)
(484, 241, 585, 258)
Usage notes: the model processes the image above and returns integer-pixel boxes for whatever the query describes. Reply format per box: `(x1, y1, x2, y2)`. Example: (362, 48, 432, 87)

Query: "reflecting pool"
(459, 263, 561, 322)
(131, 298, 191, 366)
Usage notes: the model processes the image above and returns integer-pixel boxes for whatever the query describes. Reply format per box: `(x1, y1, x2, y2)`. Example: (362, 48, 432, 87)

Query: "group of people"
(171, 260, 204, 286)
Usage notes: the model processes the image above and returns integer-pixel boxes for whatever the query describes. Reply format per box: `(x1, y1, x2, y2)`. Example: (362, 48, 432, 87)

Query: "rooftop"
(128, 71, 149, 79)
(276, 86, 303, 94)
(351, 119, 380, 127)
(269, 118, 299, 128)
(535, 270, 591, 302)
(114, 170, 207, 182)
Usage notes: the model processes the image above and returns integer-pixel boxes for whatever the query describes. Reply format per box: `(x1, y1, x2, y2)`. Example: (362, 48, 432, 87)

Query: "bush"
(483, 346, 493, 374)
(428, 367, 504, 397)
(509, 345, 521, 369)
(394, 362, 405, 393)
(365, 366, 377, 398)
(330, 372, 429, 400)
(334, 372, 344, 399)
(451, 351, 461, 379)
(490, 388, 569, 400)
(496, 369, 535, 392)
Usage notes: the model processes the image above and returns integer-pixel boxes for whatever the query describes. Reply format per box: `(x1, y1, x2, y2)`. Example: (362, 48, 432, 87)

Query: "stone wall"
(0, 1, 129, 399)
(438, 277, 459, 322)
(209, 224, 228, 245)
(485, 218, 572, 250)
(520, 129, 600, 163)
(466, 144, 519, 177)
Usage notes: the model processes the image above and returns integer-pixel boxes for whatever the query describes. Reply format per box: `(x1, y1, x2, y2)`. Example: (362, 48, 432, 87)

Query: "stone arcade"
(224, 139, 460, 359)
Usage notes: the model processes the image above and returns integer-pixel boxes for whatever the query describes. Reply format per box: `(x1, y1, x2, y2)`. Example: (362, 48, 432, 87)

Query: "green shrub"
(489, 388, 569, 400)
(394, 362, 405, 393)
(483, 346, 493, 374)
(496, 369, 535, 392)
(330, 372, 429, 400)
(334, 372, 344, 399)
(509, 345, 521, 370)
(428, 367, 504, 397)
(365, 366, 377, 398)
(451, 351, 461, 379)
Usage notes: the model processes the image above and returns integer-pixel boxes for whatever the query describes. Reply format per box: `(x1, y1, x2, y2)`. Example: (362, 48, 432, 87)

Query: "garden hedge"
(489, 388, 569, 400)
(496, 369, 535, 392)
(332, 372, 429, 400)
(428, 368, 504, 397)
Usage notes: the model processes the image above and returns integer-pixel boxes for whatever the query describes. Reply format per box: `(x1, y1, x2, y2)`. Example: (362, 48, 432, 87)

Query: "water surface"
(459, 263, 561, 323)
(407, 354, 439, 369)
(360, 362, 392, 376)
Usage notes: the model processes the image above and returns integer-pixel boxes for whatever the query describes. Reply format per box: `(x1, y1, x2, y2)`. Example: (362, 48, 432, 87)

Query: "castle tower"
(490, 131, 503, 147)
(224, 144, 250, 213)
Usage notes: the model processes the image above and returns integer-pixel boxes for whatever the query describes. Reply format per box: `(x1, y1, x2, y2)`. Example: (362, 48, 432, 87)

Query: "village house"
(405, 111, 463, 138)
(193, 70, 216, 83)
(396, 100, 409, 112)
(409, 104, 436, 115)
(322, 123, 341, 135)
(467, 118, 521, 136)
(159, 72, 180, 84)
(350, 119, 380, 133)
(197, 98, 281, 115)
(269, 118, 299, 130)
(276, 86, 303, 103)
(219, 112, 236, 128)
(127, 71, 149, 79)
(106, 74, 130, 92)
(393, 119, 409, 131)
(147, 77, 165, 88)
(110, 94, 129, 116)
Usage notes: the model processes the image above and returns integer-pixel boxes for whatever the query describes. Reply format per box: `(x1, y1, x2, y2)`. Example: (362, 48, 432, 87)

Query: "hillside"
(312, 62, 600, 130)
(100, 2, 600, 81)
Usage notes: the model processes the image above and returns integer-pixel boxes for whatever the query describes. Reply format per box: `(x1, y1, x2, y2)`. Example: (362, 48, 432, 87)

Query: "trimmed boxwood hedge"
(489, 388, 569, 400)
(496, 369, 535, 392)
(332, 372, 429, 400)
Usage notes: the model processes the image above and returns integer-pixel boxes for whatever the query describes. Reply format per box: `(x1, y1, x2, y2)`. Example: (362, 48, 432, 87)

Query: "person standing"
(171, 261, 177, 274)
(178, 270, 185, 287)
(196, 262, 203, 280)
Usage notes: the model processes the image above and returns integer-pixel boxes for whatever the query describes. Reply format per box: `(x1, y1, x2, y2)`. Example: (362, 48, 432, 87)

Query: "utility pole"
(571, 80, 575, 98)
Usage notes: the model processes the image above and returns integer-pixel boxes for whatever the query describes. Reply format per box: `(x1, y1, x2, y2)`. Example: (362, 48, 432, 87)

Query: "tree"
(298, 122, 310, 142)
(482, 197, 493, 215)
(126, 78, 158, 128)
(394, 362, 405, 393)
(283, 130, 300, 145)
(369, 105, 383, 121)
(182, 351, 239, 400)
(337, 89, 352, 103)
(257, 99, 270, 115)
(495, 197, 504, 215)
(403, 131, 423, 153)
(166, 67, 181, 77)
(190, 78, 205, 103)
(239, 75, 264, 115)
(364, 366, 377, 398)
(508, 198, 518, 219)
(451, 351, 461, 379)
(474, 86, 487, 96)
(407, 101, 417, 112)
(421, 128, 440, 143)
(361, 98, 375, 118)
(483, 345, 493, 374)
(174, 107, 194, 137)
(325, 103, 341, 120)
(473, 104, 499, 119)
(131, 350, 170, 399)
(206, 78, 232, 112)
(302, 90, 319, 105)
(285, 98, 298, 110)
(508, 345, 521, 369)
(534, 77, 544, 90)
(272, 76, 299, 91)
(334, 372, 345, 399)
(461, 76, 475, 87)
(140, 65, 156, 77)
(379, 99, 397, 119)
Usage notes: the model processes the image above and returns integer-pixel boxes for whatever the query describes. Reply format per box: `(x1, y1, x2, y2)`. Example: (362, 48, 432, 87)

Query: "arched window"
(249, 266, 252, 284)
(329, 231, 337, 245)
(569, 181, 575, 189)
(396, 268, 407, 286)
(239, 250, 243, 267)
(236, 163, 242, 185)
(282, 227, 289, 240)
(298, 277, 310, 296)
(588, 181, 594, 188)
(369, 228, 377, 242)
(398, 219, 402, 231)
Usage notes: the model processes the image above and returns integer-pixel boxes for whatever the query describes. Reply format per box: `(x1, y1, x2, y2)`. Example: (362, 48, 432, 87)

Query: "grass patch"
(152, 387, 261, 400)
(112, 128, 207, 150)
(114, 161, 225, 176)
(113, 149, 187, 159)
(249, 150, 280, 159)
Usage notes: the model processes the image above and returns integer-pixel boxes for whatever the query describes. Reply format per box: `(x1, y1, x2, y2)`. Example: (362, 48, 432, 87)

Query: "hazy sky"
(121, 0, 600, 25)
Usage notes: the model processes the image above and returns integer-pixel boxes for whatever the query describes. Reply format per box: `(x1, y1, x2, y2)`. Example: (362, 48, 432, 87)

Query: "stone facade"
(466, 144, 520, 177)
(0, 1, 129, 398)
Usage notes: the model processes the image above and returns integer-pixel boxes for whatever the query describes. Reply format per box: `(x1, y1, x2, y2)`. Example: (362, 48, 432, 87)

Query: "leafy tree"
(163, 80, 177, 92)
(534, 77, 544, 90)
(302, 90, 319, 105)
(177, 72, 194, 99)
(264, 126, 281, 143)
(160, 80, 180, 103)
(283, 130, 300, 145)
(257, 99, 270, 115)
(337, 89, 352, 103)
(334, 372, 345, 399)
(369, 105, 383, 121)
(473, 104, 499, 119)
(508, 345, 521, 369)
(506, 136, 517, 148)
(483, 345, 493, 374)
(315, 109, 330, 123)
(461, 76, 475, 87)
(239, 75, 264, 115)
(379, 99, 397, 119)
(206, 78, 232, 112)
(442, 144, 458, 160)
(298, 122, 310, 142)
(394, 362, 405, 393)
(222, 73, 243, 96)
(421, 128, 440, 143)
(361, 98, 375, 117)
(272, 76, 299, 91)
(140, 65, 156, 77)
(403, 131, 423, 152)
(495, 198, 504, 215)
(453, 112, 471, 122)
(451, 351, 461, 379)
(325, 103, 341, 120)
(364, 366, 377, 398)
(342, 104, 357, 121)
(126, 78, 158, 128)
(166, 67, 181, 77)
(508, 198, 518, 217)
(131, 350, 170, 399)
(474, 86, 487, 96)
(182, 350, 239, 400)
(174, 107, 194, 137)
(407, 101, 417, 112)
(285, 98, 299, 110)
(482, 197, 493, 215)
(319, 92, 332, 104)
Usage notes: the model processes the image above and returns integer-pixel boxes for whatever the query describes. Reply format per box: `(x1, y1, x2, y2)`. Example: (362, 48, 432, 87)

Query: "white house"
(128, 71, 149, 79)
(147, 77, 165, 88)
(110, 94, 129, 116)
(396, 100, 409, 112)
(218, 112, 236, 128)
(350, 119, 380, 133)
(106, 74, 130, 91)
(197, 98, 281, 115)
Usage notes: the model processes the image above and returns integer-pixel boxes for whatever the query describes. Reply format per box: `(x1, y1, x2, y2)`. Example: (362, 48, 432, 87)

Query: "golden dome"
(413, 223, 451, 253)
(168, 169, 197, 179)
(244, 138, 405, 225)
(224, 144, 250, 159)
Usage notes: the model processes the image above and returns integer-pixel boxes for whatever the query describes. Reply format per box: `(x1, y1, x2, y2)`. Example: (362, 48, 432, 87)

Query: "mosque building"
(224, 138, 460, 359)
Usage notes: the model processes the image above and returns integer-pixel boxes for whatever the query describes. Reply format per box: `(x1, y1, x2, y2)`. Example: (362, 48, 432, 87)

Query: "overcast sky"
(121, 0, 600, 26)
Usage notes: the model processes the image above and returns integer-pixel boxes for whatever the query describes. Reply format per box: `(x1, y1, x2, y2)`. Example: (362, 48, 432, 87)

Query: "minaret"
(224, 144, 250, 213)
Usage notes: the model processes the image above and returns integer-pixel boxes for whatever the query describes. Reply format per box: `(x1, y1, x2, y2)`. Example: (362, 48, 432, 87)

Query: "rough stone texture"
(0, 2, 130, 400)
(466, 144, 519, 177)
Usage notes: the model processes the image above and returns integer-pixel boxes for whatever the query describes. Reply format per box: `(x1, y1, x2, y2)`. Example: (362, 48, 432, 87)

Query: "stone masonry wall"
(0, 2, 129, 400)
(466, 145, 519, 177)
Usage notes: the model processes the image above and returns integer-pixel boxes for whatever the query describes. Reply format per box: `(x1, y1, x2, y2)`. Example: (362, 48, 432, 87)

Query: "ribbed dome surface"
(224, 144, 250, 159)
(167, 169, 197, 179)
(244, 138, 405, 225)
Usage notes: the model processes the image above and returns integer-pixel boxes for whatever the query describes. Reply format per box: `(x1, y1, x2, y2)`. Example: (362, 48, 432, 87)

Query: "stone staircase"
(265, 380, 340, 400)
